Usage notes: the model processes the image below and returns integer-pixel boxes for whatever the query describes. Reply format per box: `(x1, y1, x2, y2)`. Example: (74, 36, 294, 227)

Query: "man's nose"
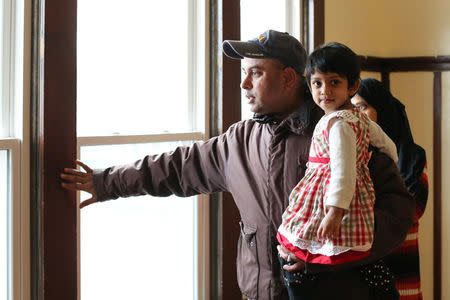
(240, 75, 252, 90)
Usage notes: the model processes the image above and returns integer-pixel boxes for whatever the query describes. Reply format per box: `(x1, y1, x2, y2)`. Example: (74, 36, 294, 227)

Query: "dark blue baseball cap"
(222, 29, 307, 75)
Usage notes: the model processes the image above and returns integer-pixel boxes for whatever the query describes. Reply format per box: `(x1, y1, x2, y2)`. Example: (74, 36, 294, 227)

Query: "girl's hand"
(317, 206, 345, 241)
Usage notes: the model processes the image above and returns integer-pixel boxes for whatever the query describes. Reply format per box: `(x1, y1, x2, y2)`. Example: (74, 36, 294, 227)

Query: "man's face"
(240, 58, 292, 116)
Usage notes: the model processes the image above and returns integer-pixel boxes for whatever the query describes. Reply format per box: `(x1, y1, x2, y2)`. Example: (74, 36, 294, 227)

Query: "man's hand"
(277, 245, 305, 272)
(60, 160, 98, 208)
(317, 206, 344, 241)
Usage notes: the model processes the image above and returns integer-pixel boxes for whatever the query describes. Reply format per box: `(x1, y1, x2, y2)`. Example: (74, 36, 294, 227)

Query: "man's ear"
(283, 67, 298, 89)
(349, 78, 360, 96)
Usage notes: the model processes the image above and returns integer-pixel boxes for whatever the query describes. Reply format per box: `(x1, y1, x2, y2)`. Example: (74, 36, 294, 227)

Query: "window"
(1, 0, 27, 299)
(240, 0, 301, 120)
(0, 145, 19, 300)
(77, 1, 208, 299)
(0, 150, 10, 300)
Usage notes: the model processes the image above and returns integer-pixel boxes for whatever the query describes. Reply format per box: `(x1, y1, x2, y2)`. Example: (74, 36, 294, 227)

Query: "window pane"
(77, 0, 194, 136)
(240, 0, 287, 40)
(1, 5, 6, 137)
(80, 142, 195, 300)
(0, 150, 11, 300)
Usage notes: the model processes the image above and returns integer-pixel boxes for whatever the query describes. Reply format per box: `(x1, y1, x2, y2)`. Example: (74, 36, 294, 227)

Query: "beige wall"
(325, 1, 450, 299)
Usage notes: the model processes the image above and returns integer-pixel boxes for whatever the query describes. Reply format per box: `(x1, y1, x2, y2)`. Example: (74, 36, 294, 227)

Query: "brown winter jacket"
(92, 96, 414, 300)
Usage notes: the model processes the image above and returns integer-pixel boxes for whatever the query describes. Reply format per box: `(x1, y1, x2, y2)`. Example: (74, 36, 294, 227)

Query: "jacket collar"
(253, 90, 323, 135)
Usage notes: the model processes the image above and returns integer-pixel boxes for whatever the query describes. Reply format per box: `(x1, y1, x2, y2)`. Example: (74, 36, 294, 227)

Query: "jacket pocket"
(237, 221, 259, 299)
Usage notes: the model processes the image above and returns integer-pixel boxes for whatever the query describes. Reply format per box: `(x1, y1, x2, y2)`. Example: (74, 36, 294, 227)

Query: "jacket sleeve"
(304, 149, 414, 273)
(92, 134, 230, 201)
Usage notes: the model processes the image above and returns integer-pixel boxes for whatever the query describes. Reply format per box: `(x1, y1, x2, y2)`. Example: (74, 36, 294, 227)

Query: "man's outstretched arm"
(61, 134, 230, 207)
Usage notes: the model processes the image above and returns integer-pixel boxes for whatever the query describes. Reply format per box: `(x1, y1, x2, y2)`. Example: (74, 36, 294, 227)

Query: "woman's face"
(351, 94, 378, 122)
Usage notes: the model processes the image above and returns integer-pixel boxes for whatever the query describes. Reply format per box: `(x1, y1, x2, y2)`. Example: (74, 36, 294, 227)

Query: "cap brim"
(222, 40, 267, 59)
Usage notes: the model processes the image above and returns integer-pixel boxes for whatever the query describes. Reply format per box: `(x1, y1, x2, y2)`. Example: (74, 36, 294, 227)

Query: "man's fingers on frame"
(61, 173, 90, 184)
(61, 181, 93, 192)
(80, 198, 97, 208)
(76, 160, 93, 173)
(61, 182, 81, 191)
(63, 168, 90, 178)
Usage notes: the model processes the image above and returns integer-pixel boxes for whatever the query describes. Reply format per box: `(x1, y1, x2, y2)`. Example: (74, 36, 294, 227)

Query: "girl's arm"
(326, 119, 357, 210)
(369, 120, 398, 164)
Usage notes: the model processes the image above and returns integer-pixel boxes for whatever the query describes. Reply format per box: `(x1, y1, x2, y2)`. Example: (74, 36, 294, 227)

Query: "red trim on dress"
(277, 232, 370, 265)
(308, 156, 330, 164)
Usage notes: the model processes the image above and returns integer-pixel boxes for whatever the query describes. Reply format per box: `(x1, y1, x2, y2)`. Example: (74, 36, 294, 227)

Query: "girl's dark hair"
(305, 42, 360, 88)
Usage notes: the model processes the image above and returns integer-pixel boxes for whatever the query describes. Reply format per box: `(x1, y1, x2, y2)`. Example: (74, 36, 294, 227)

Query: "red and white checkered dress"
(277, 108, 375, 265)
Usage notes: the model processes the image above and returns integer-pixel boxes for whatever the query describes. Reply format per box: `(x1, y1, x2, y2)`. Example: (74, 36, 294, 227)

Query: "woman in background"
(352, 78, 428, 300)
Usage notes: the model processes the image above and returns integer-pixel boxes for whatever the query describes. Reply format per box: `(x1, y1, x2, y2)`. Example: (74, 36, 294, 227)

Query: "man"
(61, 30, 413, 299)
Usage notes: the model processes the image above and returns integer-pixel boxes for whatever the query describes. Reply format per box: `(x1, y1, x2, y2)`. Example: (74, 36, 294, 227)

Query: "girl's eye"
(357, 104, 367, 110)
(331, 79, 340, 85)
(312, 81, 321, 87)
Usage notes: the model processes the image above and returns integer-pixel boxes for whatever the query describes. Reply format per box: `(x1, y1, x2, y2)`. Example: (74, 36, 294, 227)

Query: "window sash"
(76, 132, 210, 300)
(1, 0, 12, 137)
(0, 138, 23, 300)
(75, 0, 208, 297)
(76, 0, 206, 137)
(1, 0, 28, 297)
(77, 132, 205, 147)
(76, 0, 209, 293)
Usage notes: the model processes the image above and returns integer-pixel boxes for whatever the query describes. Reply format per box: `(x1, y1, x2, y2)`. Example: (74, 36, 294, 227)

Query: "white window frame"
(1, 0, 29, 299)
(75, 1, 210, 299)
(0, 139, 20, 299)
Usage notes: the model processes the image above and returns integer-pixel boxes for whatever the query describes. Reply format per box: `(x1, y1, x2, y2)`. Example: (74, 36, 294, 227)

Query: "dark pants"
(278, 255, 399, 300)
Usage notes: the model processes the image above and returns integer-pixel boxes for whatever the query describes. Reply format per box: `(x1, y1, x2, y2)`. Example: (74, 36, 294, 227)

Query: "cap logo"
(245, 52, 264, 57)
(258, 35, 266, 43)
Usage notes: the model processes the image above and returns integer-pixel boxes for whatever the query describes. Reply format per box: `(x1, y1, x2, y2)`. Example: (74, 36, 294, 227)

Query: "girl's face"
(351, 94, 378, 122)
(309, 71, 359, 115)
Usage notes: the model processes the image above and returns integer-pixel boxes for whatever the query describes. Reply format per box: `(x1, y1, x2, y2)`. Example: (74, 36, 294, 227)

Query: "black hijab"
(358, 78, 426, 194)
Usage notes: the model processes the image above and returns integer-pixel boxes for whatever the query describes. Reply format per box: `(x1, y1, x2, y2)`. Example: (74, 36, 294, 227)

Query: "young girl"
(277, 43, 399, 267)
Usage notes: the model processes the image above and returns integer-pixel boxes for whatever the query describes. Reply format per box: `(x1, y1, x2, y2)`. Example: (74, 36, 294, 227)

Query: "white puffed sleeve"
(368, 121, 398, 164)
(327, 120, 357, 210)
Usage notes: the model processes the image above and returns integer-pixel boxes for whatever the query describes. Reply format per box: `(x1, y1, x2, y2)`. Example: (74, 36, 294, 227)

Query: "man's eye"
(357, 104, 367, 110)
